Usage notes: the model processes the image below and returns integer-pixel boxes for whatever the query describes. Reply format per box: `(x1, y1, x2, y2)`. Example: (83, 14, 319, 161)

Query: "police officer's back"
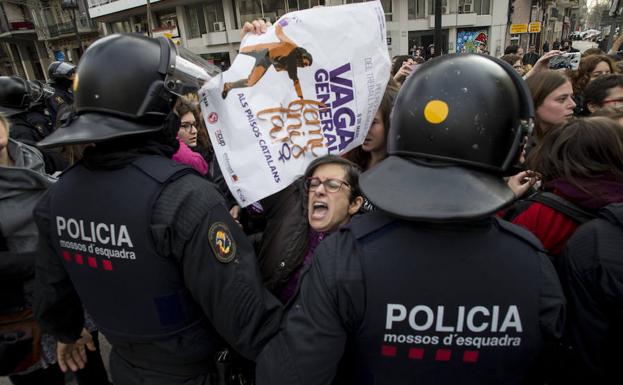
(33, 34, 282, 385)
(256, 54, 565, 385)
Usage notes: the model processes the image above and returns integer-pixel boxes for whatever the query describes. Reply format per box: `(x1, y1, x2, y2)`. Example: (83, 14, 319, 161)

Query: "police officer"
(45, 61, 76, 125)
(0, 76, 67, 173)
(0, 76, 53, 142)
(33, 34, 282, 385)
(256, 54, 565, 385)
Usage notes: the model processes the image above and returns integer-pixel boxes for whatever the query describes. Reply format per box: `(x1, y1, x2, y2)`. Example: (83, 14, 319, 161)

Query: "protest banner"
(198, 1, 391, 207)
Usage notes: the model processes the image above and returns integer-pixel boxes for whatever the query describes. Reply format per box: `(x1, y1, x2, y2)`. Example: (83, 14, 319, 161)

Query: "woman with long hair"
(526, 70, 576, 140)
(510, 116, 623, 256)
(570, 54, 617, 95)
(345, 80, 399, 170)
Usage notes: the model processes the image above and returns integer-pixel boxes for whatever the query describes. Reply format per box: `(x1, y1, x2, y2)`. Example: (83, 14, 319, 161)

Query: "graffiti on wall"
(456, 29, 488, 53)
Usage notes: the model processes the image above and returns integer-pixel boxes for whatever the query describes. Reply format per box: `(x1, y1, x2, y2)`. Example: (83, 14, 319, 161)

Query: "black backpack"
(504, 191, 597, 224)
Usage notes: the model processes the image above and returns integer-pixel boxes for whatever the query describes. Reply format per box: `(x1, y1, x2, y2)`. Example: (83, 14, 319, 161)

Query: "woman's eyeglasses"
(306, 177, 351, 193)
(180, 122, 198, 132)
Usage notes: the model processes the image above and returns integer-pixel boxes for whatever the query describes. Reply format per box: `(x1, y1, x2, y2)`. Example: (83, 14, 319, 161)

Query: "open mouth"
(311, 201, 328, 220)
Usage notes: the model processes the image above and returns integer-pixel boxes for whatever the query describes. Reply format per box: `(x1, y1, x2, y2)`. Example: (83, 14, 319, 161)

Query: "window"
(458, 0, 473, 14)
(185, 3, 207, 38)
(427, 0, 448, 15)
(408, 0, 425, 19)
(238, 0, 266, 24)
(472, 0, 490, 15)
(237, 0, 325, 27)
(261, 0, 288, 23)
(204, 0, 226, 33)
(154, 10, 177, 30)
(111, 21, 132, 33)
(380, 0, 392, 21)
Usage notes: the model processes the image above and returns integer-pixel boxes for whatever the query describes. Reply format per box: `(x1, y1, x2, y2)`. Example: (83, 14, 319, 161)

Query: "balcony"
(87, 0, 118, 7)
(87, 0, 163, 19)
(9, 21, 35, 30)
(48, 21, 75, 37)
(46, 16, 98, 39)
(0, 19, 37, 42)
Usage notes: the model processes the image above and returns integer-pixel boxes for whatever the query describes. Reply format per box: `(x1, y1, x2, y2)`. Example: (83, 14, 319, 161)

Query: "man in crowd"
(256, 54, 565, 385)
(561, 39, 579, 53)
(34, 33, 282, 385)
(522, 44, 540, 66)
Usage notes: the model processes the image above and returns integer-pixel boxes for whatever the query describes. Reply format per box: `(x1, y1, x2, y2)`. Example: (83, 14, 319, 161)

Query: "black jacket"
(34, 146, 282, 381)
(256, 212, 565, 385)
(560, 203, 623, 385)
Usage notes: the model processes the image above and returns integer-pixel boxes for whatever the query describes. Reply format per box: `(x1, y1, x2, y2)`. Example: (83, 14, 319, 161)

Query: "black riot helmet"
(360, 54, 534, 222)
(47, 61, 76, 81)
(38, 33, 218, 148)
(0, 76, 36, 115)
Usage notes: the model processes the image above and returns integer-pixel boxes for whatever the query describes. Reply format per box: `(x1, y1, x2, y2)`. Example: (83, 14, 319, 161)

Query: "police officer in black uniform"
(0, 76, 67, 173)
(256, 54, 565, 385)
(45, 61, 76, 125)
(33, 34, 282, 385)
(0, 76, 53, 142)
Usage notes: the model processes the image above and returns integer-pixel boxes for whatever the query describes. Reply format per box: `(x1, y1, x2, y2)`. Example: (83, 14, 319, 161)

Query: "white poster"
(199, 1, 390, 207)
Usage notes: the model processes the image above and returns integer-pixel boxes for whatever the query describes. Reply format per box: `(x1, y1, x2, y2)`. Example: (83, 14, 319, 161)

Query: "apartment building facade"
(1, 0, 100, 79)
(86, 0, 508, 67)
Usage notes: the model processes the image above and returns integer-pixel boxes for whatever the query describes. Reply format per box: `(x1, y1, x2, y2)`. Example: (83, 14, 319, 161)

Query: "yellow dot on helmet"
(423, 100, 449, 124)
(72, 75, 79, 92)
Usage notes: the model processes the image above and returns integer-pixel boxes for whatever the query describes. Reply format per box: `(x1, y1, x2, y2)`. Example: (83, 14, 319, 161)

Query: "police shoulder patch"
(208, 222, 236, 263)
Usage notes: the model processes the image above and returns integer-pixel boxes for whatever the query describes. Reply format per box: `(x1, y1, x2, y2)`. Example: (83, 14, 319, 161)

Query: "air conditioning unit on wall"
(462, 4, 472, 13)
(213, 21, 225, 32)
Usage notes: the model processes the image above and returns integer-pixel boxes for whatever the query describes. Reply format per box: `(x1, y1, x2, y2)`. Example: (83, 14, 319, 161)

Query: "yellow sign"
(510, 24, 528, 34)
(529, 22, 542, 33)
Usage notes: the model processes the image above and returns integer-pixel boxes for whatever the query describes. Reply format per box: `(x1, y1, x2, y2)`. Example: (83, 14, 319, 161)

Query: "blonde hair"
(0, 113, 10, 134)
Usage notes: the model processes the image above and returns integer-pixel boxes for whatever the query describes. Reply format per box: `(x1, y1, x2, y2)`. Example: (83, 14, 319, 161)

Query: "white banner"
(199, 1, 391, 207)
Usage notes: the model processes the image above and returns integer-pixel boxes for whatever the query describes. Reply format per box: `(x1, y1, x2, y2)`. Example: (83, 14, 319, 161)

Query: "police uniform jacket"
(256, 211, 565, 385)
(33, 142, 282, 380)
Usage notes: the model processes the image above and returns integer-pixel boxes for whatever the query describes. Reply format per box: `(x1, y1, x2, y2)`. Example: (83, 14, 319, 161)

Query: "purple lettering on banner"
(313, 63, 357, 152)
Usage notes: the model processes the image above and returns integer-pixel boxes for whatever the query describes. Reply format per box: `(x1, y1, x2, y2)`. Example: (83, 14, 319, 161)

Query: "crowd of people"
(0, 15, 622, 385)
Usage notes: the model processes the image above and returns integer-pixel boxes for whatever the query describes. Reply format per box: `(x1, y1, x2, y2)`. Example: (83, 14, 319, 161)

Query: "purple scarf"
(278, 230, 326, 303)
(546, 177, 623, 210)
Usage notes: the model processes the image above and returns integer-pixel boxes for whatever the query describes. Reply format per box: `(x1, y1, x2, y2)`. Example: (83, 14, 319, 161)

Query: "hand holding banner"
(199, 1, 391, 206)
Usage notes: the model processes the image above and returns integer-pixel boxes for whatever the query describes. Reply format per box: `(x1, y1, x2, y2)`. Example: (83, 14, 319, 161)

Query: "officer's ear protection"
(133, 38, 177, 120)
(484, 55, 535, 174)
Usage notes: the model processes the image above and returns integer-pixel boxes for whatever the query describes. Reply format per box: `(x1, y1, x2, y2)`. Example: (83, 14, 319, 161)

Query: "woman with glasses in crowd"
(258, 155, 363, 303)
(501, 54, 526, 76)
(172, 97, 208, 176)
(581, 73, 623, 114)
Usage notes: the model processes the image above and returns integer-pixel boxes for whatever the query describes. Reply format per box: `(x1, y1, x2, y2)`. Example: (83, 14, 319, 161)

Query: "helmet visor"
(165, 45, 221, 96)
(54, 62, 76, 78)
